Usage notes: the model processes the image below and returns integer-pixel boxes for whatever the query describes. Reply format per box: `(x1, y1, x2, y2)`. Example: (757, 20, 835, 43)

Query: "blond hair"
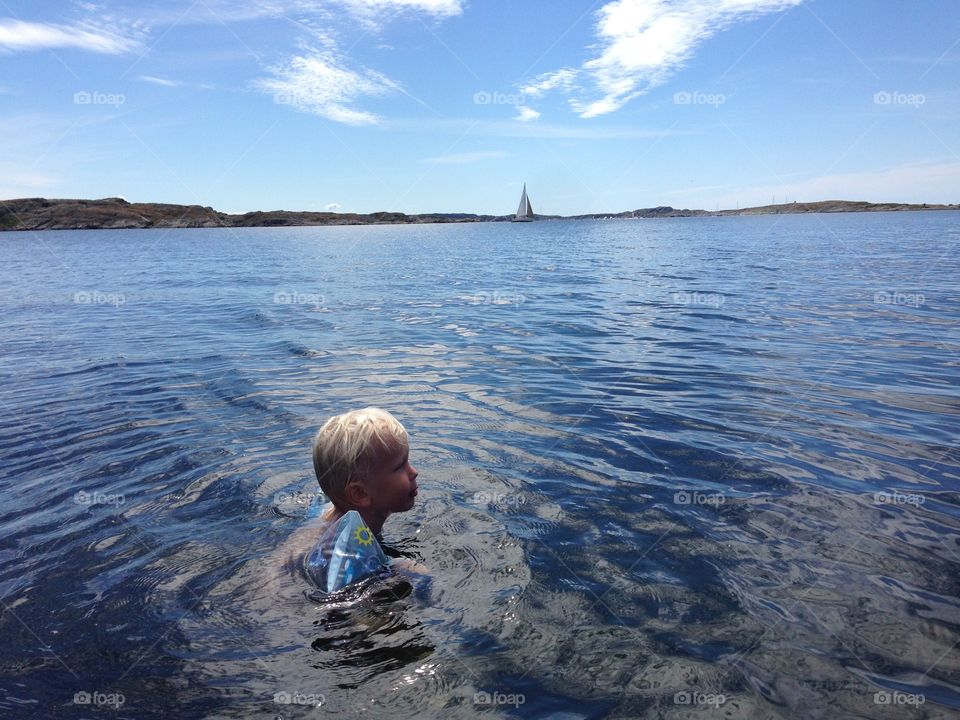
(312, 407, 408, 506)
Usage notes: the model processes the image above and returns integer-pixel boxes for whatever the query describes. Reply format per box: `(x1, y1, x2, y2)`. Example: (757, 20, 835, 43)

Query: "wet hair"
(312, 407, 408, 508)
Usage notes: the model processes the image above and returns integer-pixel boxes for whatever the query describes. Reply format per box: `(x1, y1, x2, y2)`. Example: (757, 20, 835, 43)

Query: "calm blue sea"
(1, 212, 959, 719)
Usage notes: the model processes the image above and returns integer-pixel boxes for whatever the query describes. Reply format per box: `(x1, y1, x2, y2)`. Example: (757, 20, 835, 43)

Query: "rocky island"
(0, 197, 956, 232)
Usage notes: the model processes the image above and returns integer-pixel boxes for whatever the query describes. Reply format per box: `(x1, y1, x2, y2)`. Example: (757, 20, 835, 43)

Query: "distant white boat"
(513, 183, 534, 222)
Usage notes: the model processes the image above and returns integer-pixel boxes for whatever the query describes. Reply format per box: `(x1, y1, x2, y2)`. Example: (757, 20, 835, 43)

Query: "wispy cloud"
(524, 0, 801, 118)
(521, 68, 579, 97)
(151, 0, 462, 26)
(255, 50, 398, 125)
(420, 150, 509, 164)
(392, 117, 685, 140)
(0, 115, 70, 198)
(138, 74, 214, 90)
(138, 74, 181, 87)
(0, 19, 139, 54)
(668, 161, 960, 209)
(332, 0, 462, 18)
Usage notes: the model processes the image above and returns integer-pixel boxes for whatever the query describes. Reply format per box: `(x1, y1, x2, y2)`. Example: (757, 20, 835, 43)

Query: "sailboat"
(513, 183, 535, 222)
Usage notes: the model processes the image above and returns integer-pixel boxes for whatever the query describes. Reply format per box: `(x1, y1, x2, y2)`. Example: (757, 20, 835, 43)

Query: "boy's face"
(360, 438, 419, 516)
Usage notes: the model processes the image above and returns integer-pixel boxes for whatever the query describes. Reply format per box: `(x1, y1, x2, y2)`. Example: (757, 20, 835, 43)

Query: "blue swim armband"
(303, 510, 389, 593)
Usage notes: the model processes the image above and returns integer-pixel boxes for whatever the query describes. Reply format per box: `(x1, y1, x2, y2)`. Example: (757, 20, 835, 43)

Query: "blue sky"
(1, 0, 958, 215)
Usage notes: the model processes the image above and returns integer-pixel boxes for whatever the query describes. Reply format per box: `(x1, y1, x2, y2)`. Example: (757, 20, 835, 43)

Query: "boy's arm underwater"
(390, 556, 430, 575)
(266, 511, 330, 582)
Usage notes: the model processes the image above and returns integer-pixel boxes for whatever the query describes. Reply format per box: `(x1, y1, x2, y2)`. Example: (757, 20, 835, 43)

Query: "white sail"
(514, 183, 534, 221)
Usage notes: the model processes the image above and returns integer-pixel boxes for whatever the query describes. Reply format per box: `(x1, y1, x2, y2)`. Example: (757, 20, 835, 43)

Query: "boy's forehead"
(370, 434, 407, 459)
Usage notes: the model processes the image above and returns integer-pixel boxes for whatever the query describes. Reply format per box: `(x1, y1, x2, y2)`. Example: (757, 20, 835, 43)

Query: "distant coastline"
(1, 197, 957, 232)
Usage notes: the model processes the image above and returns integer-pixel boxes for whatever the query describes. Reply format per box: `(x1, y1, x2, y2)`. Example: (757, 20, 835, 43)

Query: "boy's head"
(312, 407, 418, 523)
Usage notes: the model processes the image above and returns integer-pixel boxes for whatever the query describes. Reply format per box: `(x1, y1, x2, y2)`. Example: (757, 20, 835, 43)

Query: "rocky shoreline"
(1, 197, 956, 232)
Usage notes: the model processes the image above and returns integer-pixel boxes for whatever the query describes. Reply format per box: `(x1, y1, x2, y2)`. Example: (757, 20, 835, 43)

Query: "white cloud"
(139, 75, 181, 87)
(325, 202, 341, 210)
(525, 0, 801, 118)
(515, 106, 541, 122)
(420, 150, 509, 164)
(0, 19, 138, 54)
(521, 69, 579, 97)
(256, 51, 398, 125)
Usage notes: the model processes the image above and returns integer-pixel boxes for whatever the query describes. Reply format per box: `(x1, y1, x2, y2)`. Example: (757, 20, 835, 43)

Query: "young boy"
(312, 406, 419, 536)
(274, 407, 421, 593)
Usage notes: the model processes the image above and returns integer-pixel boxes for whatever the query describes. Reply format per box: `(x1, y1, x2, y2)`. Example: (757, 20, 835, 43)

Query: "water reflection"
(0, 214, 958, 718)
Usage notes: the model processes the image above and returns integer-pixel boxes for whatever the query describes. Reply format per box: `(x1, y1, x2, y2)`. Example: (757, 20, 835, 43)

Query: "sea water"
(1, 212, 958, 718)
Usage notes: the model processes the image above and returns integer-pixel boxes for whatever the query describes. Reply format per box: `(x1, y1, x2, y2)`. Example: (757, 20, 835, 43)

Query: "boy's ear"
(344, 479, 372, 507)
